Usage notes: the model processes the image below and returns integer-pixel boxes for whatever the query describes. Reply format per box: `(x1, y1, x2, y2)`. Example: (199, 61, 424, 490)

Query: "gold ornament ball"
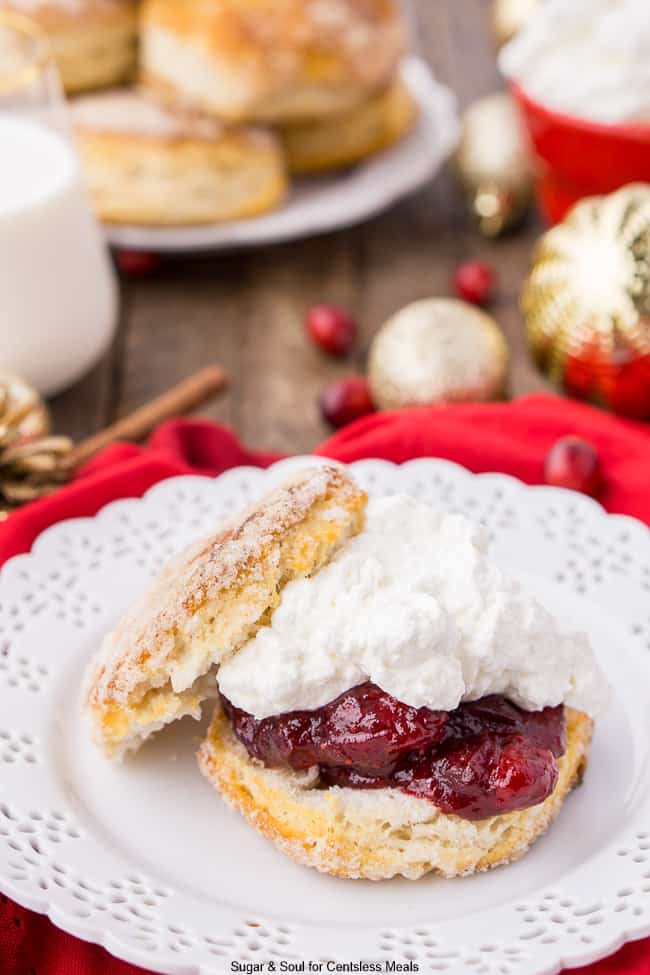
(454, 92, 533, 237)
(522, 183, 650, 418)
(0, 372, 74, 517)
(0, 371, 50, 445)
(491, 0, 539, 49)
(368, 298, 509, 410)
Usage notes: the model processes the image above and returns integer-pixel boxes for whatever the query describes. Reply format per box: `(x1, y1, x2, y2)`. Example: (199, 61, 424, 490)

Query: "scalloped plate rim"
(0, 456, 649, 975)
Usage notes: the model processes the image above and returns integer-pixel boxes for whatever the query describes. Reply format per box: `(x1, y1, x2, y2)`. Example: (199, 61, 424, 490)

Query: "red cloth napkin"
(2, 393, 650, 975)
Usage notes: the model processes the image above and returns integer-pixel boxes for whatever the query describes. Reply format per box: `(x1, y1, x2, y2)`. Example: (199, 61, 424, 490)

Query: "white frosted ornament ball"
(368, 298, 509, 410)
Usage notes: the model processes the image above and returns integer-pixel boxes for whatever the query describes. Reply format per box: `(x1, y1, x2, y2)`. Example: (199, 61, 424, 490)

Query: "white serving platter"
(103, 58, 459, 253)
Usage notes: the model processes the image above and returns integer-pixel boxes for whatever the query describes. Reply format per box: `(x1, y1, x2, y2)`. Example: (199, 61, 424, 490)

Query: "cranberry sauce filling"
(221, 683, 566, 821)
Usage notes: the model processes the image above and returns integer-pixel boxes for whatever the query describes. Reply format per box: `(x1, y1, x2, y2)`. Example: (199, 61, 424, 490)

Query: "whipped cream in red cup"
(500, 0, 650, 222)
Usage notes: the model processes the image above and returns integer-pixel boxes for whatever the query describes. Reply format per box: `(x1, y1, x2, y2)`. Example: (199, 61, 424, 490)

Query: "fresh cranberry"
(115, 249, 161, 277)
(306, 304, 357, 358)
(544, 437, 603, 497)
(223, 685, 566, 820)
(452, 260, 496, 305)
(319, 376, 376, 429)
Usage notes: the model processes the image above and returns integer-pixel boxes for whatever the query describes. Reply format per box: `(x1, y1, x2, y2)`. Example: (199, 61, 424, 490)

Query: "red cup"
(510, 82, 650, 224)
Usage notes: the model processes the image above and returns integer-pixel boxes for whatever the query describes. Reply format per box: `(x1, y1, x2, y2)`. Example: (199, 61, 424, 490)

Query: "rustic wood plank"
(116, 255, 239, 430)
(48, 280, 129, 443)
(468, 216, 553, 399)
(353, 4, 486, 389)
(236, 232, 365, 453)
(439, 0, 552, 398)
(445, 0, 503, 107)
(407, 0, 552, 402)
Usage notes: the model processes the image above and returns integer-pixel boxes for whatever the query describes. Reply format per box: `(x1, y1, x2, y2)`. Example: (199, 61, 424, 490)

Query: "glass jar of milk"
(0, 11, 117, 397)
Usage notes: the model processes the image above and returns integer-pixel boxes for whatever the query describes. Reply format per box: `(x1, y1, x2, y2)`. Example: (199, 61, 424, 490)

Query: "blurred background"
(44, 1, 544, 450)
(1, 0, 649, 493)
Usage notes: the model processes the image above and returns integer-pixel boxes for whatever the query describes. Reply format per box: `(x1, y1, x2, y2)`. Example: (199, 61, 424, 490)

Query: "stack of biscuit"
(5, 0, 418, 225)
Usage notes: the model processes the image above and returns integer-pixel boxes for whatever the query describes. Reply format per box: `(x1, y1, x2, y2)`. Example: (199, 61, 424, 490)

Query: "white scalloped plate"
(1, 456, 650, 975)
(103, 58, 458, 253)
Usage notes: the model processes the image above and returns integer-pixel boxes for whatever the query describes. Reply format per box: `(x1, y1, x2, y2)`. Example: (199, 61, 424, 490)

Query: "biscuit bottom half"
(198, 705, 593, 880)
(279, 76, 418, 176)
(75, 127, 288, 226)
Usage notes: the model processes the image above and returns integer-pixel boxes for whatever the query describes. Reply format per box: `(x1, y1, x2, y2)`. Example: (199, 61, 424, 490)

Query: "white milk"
(0, 114, 117, 396)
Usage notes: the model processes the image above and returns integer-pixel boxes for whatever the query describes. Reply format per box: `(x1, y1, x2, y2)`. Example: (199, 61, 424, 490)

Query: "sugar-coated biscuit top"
(141, 0, 409, 122)
(70, 88, 278, 149)
(83, 465, 367, 758)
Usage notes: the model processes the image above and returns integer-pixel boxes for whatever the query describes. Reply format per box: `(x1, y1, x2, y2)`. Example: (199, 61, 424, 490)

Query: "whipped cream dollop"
(500, 0, 650, 123)
(217, 494, 608, 720)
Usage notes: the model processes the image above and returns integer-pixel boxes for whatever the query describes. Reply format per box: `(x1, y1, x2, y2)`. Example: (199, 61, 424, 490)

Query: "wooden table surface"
(51, 0, 551, 454)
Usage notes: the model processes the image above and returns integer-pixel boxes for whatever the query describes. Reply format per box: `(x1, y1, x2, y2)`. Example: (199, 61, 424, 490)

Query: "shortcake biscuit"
(71, 88, 288, 224)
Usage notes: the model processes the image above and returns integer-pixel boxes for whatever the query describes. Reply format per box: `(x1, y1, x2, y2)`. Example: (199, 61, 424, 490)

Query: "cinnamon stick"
(64, 365, 228, 470)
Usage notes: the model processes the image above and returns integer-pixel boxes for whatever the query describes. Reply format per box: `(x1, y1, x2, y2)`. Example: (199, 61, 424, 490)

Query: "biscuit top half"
(141, 0, 408, 118)
(70, 88, 279, 149)
(84, 465, 367, 759)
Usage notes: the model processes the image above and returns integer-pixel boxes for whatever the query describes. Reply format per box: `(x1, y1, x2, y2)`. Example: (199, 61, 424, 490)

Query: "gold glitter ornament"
(0, 371, 50, 444)
(491, 0, 539, 49)
(0, 436, 73, 505)
(368, 298, 509, 410)
(0, 372, 73, 516)
(453, 92, 533, 237)
(522, 184, 650, 418)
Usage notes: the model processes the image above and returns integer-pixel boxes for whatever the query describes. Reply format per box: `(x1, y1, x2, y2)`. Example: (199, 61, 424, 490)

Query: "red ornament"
(560, 338, 650, 420)
(306, 304, 357, 358)
(544, 437, 603, 497)
(522, 185, 650, 419)
(115, 249, 161, 277)
(319, 376, 375, 429)
(452, 261, 496, 306)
